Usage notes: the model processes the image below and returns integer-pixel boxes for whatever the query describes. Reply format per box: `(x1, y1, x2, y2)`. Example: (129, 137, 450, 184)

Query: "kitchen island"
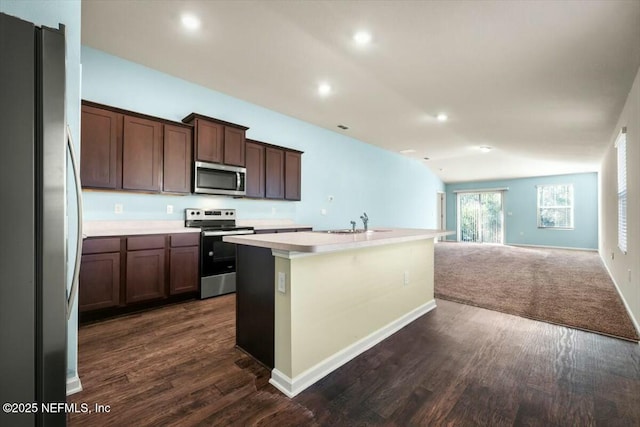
(224, 228, 451, 397)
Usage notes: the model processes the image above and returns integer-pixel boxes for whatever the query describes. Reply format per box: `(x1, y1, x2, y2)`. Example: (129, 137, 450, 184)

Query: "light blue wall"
(445, 172, 599, 249)
(0, 0, 81, 386)
(81, 46, 444, 229)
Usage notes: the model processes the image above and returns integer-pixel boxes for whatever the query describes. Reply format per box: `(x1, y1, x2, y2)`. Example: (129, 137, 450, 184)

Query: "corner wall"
(445, 172, 599, 249)
(599, 66, 640, 330)
(80, 47, 444, 229)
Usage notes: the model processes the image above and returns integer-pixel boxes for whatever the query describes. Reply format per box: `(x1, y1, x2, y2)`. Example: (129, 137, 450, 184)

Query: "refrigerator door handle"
(66, 124, 84, 320)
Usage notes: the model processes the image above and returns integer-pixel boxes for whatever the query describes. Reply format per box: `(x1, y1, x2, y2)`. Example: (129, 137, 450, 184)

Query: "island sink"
(318, 229, 390, 234)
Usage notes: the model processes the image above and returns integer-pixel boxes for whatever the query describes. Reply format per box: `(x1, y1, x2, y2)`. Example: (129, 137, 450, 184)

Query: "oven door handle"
(202, 229, 255, 237)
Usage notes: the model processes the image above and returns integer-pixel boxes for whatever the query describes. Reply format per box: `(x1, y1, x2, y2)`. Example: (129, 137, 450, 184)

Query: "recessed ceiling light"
(318, 83, 332, 96)
(436, 113, 448, 122)
(479, 145, 493, 153)
(353, 31, 372, 45)
(181, 13, 201, 30)
(400, 149, 416, 154)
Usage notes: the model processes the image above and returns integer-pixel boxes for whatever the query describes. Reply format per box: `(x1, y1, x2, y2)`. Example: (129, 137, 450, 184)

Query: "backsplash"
(82, 191, 297, 221)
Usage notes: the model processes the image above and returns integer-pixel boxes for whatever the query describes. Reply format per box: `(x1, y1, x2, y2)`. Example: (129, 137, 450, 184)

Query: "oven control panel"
(185, 208, 236, 221)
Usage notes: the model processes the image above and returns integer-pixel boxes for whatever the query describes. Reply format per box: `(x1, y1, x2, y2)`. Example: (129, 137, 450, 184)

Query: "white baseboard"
(66, 373, 83, 396)
(509, 243, 597, 252)
(269, 299, 437, 398)
(599, 253, 640, 343)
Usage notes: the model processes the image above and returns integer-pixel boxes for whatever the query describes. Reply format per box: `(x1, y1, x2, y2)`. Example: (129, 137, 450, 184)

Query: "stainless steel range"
(185, 209, 254, 299)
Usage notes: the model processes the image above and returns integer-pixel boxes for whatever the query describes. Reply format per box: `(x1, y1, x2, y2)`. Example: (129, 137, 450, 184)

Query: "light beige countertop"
(224, 228, 452, 253)
(236, 219, 313, 231)
(83, 220, 200, 237)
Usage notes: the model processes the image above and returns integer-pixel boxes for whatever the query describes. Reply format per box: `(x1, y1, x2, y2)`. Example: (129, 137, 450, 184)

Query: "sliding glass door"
(457, 191, 504, 244)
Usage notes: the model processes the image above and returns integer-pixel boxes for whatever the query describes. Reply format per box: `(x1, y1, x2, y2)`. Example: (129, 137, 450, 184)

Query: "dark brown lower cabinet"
(126, 248, 166, 303)
(79, 233, 200, 320)
(170, 246, 199, 295)
(78, 252, 120, 312)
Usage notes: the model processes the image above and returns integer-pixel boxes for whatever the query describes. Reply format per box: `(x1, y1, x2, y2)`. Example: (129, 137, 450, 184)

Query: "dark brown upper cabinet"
(182, 113, 248, 167)
(265, 146, 285, 199)
(285, 150, 302, 201)
(224, 126, 246, 166)
(245, 140, 265, 198)
(122, 115, 163, 192)
(81, 105, 122, 189)
(193, 119, 223, 163)
(163, 125, 192, 194)
(247, 139, 303, 201)
(80, 101, 193, 194)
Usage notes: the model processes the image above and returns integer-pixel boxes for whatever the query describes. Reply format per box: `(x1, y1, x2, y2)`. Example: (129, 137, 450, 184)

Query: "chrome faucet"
(350, 221, 356, 232)
(360, 212, 369, 231)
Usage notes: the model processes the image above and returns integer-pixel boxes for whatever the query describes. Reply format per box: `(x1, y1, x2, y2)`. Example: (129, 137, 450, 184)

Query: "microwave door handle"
(236, 172, 241, 191)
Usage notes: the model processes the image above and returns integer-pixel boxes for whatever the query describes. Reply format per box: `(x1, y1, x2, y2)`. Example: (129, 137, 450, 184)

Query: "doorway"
(457, 191, 504, 244)
(436, 192, 446, 241)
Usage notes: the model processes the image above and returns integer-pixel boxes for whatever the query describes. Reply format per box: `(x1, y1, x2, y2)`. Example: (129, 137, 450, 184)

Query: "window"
(537, 184, 574, 228)
(616, 128, 627, 253)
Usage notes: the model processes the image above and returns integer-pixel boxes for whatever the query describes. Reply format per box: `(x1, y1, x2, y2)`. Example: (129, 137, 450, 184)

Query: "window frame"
(536, 183, 575, 230)
(616, 127, 627, 254)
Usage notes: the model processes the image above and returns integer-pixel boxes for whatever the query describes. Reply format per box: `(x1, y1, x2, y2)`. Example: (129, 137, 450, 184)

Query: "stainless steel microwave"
(194, 161, 246, 196)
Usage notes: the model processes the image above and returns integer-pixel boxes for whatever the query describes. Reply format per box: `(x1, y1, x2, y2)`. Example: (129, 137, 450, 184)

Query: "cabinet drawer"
(127, 235, 166, 251)
(170, 233, 200, 248)
(82, 237, 121, 254)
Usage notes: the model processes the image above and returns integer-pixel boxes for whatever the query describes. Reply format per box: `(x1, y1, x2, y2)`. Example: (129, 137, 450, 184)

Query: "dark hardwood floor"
(68, 295, 640, 426)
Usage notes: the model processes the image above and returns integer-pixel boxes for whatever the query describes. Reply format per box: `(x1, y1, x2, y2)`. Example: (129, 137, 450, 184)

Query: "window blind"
(616, 128, 627, 253)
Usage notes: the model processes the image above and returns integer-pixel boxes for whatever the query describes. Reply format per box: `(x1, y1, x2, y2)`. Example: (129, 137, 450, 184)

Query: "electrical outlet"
(404, 271, 409, 285)
(114, 203, 123, 214)
(166, 205, 174, 214)
(277, 272, 286, 293)
(321, 208, 327, 215)
(271, 207, 277, 215)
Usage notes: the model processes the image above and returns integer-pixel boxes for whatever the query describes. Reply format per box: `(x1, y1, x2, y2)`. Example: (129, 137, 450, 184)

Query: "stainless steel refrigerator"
(0, 12, 81, 427)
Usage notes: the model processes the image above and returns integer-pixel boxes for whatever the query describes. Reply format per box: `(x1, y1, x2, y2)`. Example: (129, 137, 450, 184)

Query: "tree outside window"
(537, 184, 574, 229)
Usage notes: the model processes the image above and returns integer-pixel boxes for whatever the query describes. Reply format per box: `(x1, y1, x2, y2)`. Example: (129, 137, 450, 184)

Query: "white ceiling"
(81, 0, 640, 183)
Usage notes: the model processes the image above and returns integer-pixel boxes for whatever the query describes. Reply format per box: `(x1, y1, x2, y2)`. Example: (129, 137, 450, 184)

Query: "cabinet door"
(163, 124, 192, 193)
(170, 246, 199, 295)
(81, 105, 121, 189)
(122, 115, 163, 192)
(265, 146, 284, 199)
(195, 119, 223, 163)
(245, 141, 265, 198)
(285, 151, 302, 201)
(223, 126, 246, 166)
(126, 249, 166, 303)
(79, 252, 120, 312)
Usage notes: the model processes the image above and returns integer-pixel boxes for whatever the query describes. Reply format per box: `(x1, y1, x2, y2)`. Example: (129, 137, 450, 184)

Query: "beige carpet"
(434, 242, 639, 342)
